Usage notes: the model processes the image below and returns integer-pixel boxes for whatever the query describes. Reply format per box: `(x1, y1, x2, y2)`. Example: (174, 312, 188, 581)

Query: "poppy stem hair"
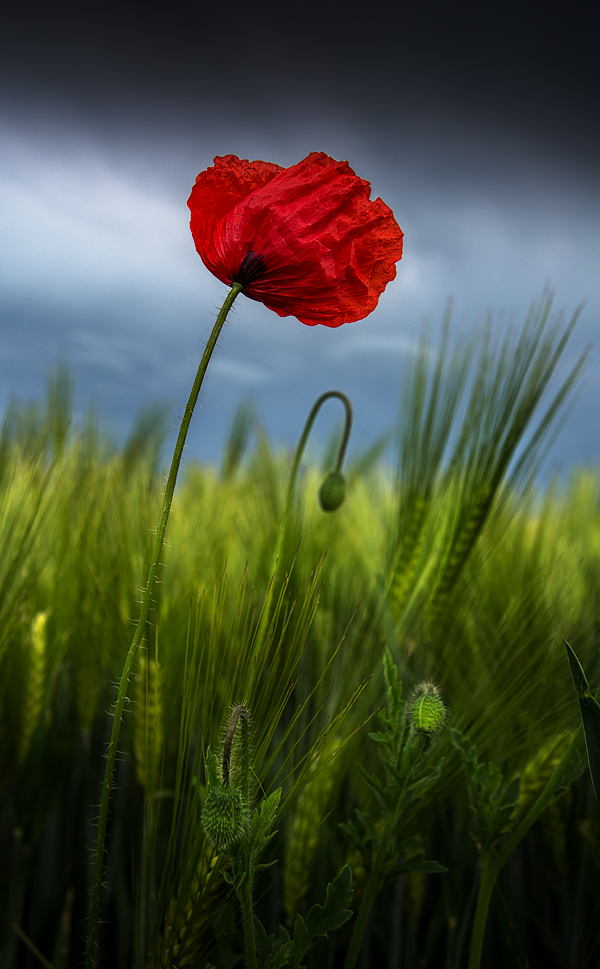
(272, 390, 353, 571)
(85, 282, 244, 969)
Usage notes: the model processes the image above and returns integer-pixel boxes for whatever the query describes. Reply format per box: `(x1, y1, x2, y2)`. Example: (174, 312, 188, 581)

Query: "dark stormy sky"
(1, 0, 599, 477)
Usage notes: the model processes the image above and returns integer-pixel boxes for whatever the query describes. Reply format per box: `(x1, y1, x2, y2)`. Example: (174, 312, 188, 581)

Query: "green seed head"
(408, 682, 447, 739)
(319, 470, 346, 512)
(201, 784, 245, 849)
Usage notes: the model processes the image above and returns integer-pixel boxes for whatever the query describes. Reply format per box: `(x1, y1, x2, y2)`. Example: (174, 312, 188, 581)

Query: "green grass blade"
(10, 921, 56, 969)
(564, 637, 600, 808)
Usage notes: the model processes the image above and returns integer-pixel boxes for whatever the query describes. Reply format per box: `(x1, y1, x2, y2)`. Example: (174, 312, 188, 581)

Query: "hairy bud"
(408, 682, 447, 740)
(201, 784, 245, 849)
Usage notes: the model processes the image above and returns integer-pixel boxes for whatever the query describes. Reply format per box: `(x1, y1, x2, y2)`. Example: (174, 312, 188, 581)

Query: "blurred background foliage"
(1, 296, 599, 967)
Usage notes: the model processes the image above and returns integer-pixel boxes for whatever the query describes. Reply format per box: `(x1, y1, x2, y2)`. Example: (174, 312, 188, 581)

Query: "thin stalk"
(237, 877, 258, 969)
(344, 815, 394, 969)
(10, 921, 55, 969)
(467, 723, 583, 969)
(466, 854, 495, 969)
(344, 725, 428, 968)
(85, 283, 243, 969)
(3, 829, 29, 969)
(271, 390, 352, 572)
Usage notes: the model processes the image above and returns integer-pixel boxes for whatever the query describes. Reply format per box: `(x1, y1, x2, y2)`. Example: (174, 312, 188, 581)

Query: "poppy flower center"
(234, 251, 267, 287)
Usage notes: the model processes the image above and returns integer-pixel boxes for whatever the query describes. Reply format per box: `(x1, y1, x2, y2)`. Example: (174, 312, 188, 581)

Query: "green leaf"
(551, 747, 587, 800)
(290, 865, 353, 968)
(577, 697, 600, 804)
(250, 788, 282, 860)
(564, 638, 600, 809)
(397, 850, 448, 875)
(255, 918, 292, 968)
(564, 637, 591, 697)
(355, 809, 379, 847)
(255, 916, 273, 960)
(338, 819, 361, 851)
(254, 860, 279, 873)
(450, 728, 475, 763)
(409, 759, 444, 792)
(267, 944, 293, 968)
(383, 648, 402, 722)
(396, 834, 425, 853)
(367, 730, 391, 745)
(452, 729, 521, 846)
(355, 762, 390, 811)
(500, 775, 521, 810)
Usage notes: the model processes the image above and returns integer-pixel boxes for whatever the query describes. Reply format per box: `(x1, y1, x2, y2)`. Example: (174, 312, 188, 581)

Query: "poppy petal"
(188, 152, 403, 327)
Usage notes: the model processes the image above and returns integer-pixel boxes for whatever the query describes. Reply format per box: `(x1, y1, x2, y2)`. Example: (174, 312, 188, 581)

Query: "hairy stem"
(344, 814, 394, 969)
(237, 876, 258, 969)
(467, 723, 583, 969)
(85, 283, 243, 969)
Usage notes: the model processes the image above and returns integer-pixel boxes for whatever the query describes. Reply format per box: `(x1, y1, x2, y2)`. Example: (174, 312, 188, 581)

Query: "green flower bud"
(201, 784, 245, 849)
(408, 682, 447, 740)
(319, 470, 346, 512)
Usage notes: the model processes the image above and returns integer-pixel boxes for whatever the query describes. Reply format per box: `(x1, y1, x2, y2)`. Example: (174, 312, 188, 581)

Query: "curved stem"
(467, 723, 583, 969)
(271, 390, 352, 573)
(85, 283, 243, 969)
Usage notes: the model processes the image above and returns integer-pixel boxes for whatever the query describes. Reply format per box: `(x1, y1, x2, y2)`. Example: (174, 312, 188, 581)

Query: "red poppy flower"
(188, 152, 403, 327)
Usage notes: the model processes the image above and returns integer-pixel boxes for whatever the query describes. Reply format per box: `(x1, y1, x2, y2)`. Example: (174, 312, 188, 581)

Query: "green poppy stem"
(238, 876, 258, 969)
(343, 814, 394, 969)
(271, 390, 352, 573)
(467, 723, 583, 969)
(85, 283, 243, 969)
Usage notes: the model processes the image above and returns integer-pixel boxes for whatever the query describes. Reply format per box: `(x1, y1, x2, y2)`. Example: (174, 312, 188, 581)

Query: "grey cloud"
(0, 88, 598, 477)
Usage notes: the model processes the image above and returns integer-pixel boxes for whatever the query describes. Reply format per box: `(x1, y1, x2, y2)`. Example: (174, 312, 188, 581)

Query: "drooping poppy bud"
(319, 470, 347, 512)
(188, 153, 403, 327)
